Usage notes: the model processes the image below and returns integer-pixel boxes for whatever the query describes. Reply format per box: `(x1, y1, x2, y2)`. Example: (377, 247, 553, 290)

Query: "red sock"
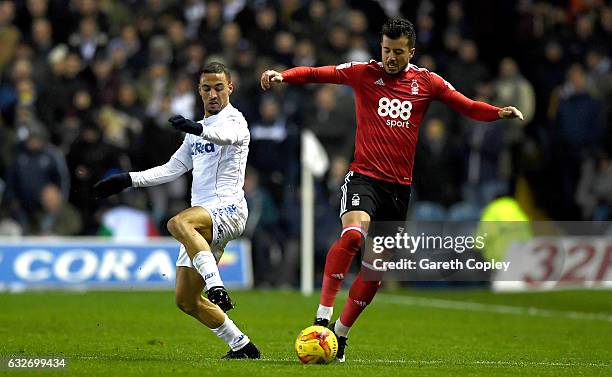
(338, 272, 381, 328)
(320, 227, 365, 307)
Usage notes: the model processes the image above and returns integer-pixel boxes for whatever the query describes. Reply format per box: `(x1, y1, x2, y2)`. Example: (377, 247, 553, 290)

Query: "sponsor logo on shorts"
(211, 204, 239, 217)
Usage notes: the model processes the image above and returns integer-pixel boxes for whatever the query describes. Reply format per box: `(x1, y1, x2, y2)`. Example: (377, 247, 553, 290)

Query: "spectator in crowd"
(553, 63, 604, 219)
(303, 85, 355, 161)
(29, 18, 54, 81)
(576, 151, 612, 221)
(249, 95, 297, 202)
(170, 73, 196, 120)
(460, 83, 506, 206)
(494, 57, 535, 181)
(533, 40, 567, 126)
(132, 94, 185, 228)
(4, 123, 69, 233)
(251, 6, 279, 57)
(66, 123, 124, 233)
(585, 47, 612, 150)
(413, 118, 464, 207)
(68, 16, 107, 63)
(0, 0, 20, 74)
(243, 167, 281, 286)
(34, 183, 82, 235)
(445, 40, 489, 98)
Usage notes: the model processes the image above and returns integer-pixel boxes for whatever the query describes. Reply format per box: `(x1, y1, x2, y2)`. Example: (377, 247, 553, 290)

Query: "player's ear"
(228, 82, 234, 95)
(409, 48, 416, 60)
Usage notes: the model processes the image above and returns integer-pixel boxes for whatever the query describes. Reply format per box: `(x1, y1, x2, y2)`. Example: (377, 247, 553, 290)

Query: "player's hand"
(260, 70, 283, 90)
(92, 173, 132, 199)
(169, 115, 203, 135)
(498, 106, 524, 121)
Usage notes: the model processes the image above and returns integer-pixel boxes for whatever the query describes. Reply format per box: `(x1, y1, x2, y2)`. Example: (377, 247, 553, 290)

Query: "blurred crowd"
(0, 0, 611, 286)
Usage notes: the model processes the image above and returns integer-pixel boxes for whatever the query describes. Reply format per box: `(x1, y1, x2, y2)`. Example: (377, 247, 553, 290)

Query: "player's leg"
(175, 266, 225, 327)
(175, 266, 260, 359)
(331, 183, 412, 362)
(315, 172, 374, 326)
(328, 269, 381, 362)
(167, 206, 233, 311)
(315, 210, 370, 325)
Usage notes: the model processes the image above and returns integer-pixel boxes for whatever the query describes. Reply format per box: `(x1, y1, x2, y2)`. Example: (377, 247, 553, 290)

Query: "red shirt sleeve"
(430, 72, 500, 122)
(281, 62, 366, 86)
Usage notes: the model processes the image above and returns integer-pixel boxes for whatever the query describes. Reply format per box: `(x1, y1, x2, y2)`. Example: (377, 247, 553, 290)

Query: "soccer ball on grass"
(295, 325, 338, 364)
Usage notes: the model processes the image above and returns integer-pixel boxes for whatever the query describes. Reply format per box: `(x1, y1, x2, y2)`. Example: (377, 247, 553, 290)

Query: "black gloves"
(168, 115, 203, 136)
(92, 173, 132, 199)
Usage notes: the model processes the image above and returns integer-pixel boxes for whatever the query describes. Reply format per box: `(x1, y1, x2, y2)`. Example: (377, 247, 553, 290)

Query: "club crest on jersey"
(411, 79, 419, 95)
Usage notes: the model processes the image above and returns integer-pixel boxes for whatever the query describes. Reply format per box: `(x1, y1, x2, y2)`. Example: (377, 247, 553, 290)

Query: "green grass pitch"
(0, 289, 610, 376)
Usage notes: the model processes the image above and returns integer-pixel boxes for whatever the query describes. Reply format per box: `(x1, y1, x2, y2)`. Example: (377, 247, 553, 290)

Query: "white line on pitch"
(73, 355, 610, 368)
(255, 358, 610, 368)
(376, 294, 612, 323)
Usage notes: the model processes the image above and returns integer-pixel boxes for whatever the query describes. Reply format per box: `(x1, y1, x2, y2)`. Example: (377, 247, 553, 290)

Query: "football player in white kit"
(93, 62, 260, 359)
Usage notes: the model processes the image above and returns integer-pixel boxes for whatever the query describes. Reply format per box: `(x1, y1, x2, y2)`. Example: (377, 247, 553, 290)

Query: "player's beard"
(207, 101, 222, 114)
(385, 62, 407, 75)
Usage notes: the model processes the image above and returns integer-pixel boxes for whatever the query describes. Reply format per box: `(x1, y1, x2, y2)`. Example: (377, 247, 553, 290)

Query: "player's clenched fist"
(92, 173, 132, 199)
(260, 70, 283, 90)
(498, 106, 524, 120)
(168, 115, 203, 135)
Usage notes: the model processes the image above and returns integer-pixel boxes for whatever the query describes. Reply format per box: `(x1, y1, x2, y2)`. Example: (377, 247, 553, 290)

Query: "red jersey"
(282, 60, 501, 185)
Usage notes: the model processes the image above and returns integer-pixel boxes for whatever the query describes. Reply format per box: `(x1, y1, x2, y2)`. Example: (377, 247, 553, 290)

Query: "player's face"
(381, 35, 415, 75)
(199, 72, 233, 116)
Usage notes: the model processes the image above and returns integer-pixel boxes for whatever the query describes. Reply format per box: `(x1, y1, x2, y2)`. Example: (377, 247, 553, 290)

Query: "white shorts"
(176, 201, 248, 268)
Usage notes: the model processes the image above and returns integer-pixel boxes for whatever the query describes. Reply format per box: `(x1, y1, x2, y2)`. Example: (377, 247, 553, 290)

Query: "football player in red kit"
(261, 17, 523, 362)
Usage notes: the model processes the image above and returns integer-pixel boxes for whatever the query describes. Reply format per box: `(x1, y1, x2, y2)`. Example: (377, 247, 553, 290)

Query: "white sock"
(192, 251, 224, 289)
(334, 319, 351, 337)
(316, 305, 333, 321)
(211, 314, 250, 351)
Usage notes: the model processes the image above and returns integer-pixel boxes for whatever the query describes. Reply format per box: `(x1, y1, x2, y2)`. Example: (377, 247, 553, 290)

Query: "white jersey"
(130, 103, 250, 208)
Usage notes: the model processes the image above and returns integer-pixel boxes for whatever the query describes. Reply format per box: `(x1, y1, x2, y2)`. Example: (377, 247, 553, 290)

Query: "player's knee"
(167, 215, 187, 238)
(341, 228, 365, 251)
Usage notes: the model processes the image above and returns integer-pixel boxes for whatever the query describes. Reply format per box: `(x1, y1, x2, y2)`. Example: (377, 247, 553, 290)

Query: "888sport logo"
(377, 97, 412, 128)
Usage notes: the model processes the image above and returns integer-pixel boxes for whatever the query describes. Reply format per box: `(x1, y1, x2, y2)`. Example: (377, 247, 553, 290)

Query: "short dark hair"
(200, 61, 231, 82)
(380, 18, 416, 48)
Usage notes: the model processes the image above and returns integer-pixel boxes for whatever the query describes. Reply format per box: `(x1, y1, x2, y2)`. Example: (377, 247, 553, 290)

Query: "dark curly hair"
(380, 18, 416, 48)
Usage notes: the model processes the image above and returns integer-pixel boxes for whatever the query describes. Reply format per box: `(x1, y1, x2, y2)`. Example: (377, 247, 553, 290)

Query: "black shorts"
(339, 171, 412, 221)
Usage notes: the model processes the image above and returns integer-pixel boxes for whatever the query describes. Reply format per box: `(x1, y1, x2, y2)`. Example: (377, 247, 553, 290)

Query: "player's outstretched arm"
(92, 173, 132, 199)
(260, 70, 284, 90)
(169, 115, 203, 135)
(168, 114, 246, 145)
(498, 106, 524, 120)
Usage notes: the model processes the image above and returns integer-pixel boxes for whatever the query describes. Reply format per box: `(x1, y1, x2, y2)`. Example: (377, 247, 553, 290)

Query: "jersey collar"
(203, 103, 234, 125)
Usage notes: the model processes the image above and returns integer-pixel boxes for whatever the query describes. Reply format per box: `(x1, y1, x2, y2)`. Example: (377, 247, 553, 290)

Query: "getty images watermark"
(360, 221, 515, 282)
(370, 231, 510, 273)
(360, 221, 612, 284)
